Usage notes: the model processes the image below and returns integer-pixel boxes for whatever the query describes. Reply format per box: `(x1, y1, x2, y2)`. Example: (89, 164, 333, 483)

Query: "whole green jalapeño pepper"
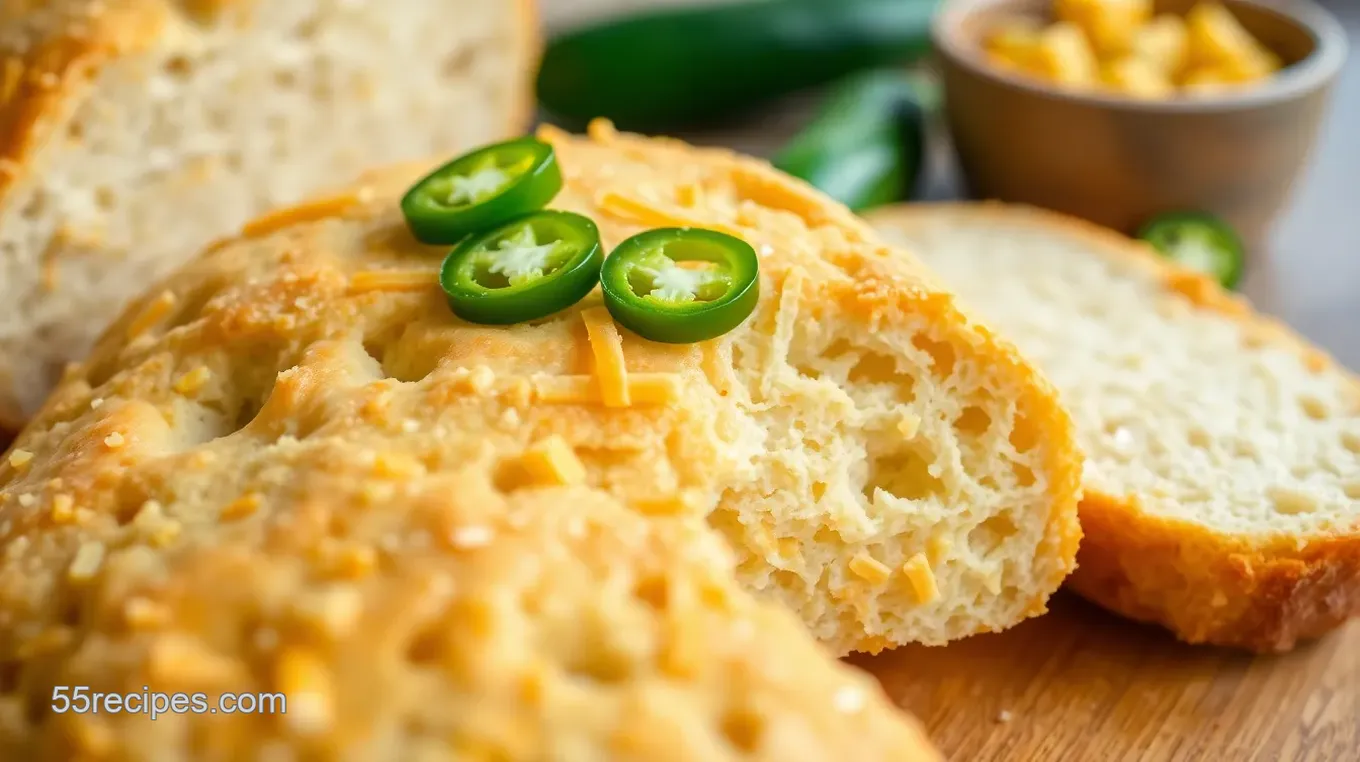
(1137, 211, 1246, 290)
(403, 138, 564, 245)
(440, 211, 603, 325)
(600, 228, 760, 344)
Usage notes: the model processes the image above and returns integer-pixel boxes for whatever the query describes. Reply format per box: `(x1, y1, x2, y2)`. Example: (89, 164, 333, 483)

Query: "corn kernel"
(1035, 22, 1101, 88)
(1185, 3, 1278, 82)
(1132, 15, 1189, 75)
(1055, 0, 1152, 58)
(1102, 56, 1175, 98)
(985, 18, 1044, 73)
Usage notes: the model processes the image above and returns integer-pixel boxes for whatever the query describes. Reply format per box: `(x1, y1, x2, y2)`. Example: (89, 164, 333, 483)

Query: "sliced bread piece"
(1, 121, 1083, 682)
(870, 202, 1360, 652)
(0, 0, 539, 431)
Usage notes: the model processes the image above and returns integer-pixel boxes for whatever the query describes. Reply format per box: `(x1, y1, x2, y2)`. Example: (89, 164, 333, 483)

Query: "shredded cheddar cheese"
(533, 373, 682, 406)
(348, 270, 438, 294)
(926, 535, 953, 564)
(277, 650, 335, 734)
(221, 492, 263, 522)
(676, 183, 703, 207)
(125, 290, 177, 340)
(730, 166, 829, 228)
(0, 58, 23, 105)
(242, 192, 358, 239)
(849, 553, 892, 585)
(902, 553, 939, 604)
(149, 634, 241, 683)
(520, 436, 587, 486)
(586, 118, 618, 142)
(372, 452, 425, 481)
(123, 597, 171, 630)
(173, 366, 212, 396)
(68, 542, 106, 582)
(595, 190, 744, 239)
(581, 306, 630, 407)
(632, 491, 702, 517)
(50, 494, 75, 524)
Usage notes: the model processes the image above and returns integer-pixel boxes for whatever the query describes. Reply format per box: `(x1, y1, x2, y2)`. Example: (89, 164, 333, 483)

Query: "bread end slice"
(869, 202, 1360, 652)
(0, 0, 539, 432)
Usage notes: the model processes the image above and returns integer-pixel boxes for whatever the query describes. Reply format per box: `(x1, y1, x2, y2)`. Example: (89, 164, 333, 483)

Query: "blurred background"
(539, 0, 1359, 369)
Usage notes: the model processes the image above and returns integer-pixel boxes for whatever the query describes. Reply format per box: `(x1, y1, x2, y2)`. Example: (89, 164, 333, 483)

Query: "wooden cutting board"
(851, 593, 1360, 761)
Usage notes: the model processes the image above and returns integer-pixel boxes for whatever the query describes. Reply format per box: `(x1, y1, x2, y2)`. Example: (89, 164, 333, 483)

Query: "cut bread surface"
(870, 203, 1360, 652)
(0, 0, 538, 430)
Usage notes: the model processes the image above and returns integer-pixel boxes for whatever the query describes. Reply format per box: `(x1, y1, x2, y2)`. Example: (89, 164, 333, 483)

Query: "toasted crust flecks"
(869, 202, 1360, 653)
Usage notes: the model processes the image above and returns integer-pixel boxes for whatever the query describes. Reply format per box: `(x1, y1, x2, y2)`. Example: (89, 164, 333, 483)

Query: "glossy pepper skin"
(537, 0, 941, 132)
(601, 227, 760, 344)
(1137, 211, 1246, 290)
(402, 138, 563, 245)
(774, 70, 939, 212)
(440, 211, 603, 325)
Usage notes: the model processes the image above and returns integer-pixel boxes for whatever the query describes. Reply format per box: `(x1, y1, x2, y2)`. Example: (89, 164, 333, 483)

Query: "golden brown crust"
(1072, 490, 1360, 653)
(867, 201, 1360, 653)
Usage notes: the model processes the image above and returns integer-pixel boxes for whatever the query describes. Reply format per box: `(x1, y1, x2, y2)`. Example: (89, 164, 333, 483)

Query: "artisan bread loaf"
(0, 120, 1083, 708)
(0, 126, 1089, 759)
(870, 203, 1360, 652)
(0, 0, 539, 431)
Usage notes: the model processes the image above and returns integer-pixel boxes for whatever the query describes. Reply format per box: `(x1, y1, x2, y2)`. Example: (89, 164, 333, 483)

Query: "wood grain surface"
(540, 1, 1360, 759)
(852, 593, 1360, 761)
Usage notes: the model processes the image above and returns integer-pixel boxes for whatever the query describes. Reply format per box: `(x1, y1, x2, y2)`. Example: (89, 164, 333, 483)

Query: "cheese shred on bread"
(0, 125, 1080, 757)
(871, 203, 1360, 652)
(0, 0, 539, 432)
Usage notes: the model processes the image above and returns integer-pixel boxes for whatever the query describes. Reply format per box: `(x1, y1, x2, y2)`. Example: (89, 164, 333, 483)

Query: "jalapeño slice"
(402, 137, 564, 245)
(440, 211, 603, 325)
(1137, 211, 1246, 290)
(600, 227, 760, 344)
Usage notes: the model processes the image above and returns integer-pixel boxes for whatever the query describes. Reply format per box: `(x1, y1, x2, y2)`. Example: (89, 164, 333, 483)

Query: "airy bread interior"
(0, 0, 535, 428)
